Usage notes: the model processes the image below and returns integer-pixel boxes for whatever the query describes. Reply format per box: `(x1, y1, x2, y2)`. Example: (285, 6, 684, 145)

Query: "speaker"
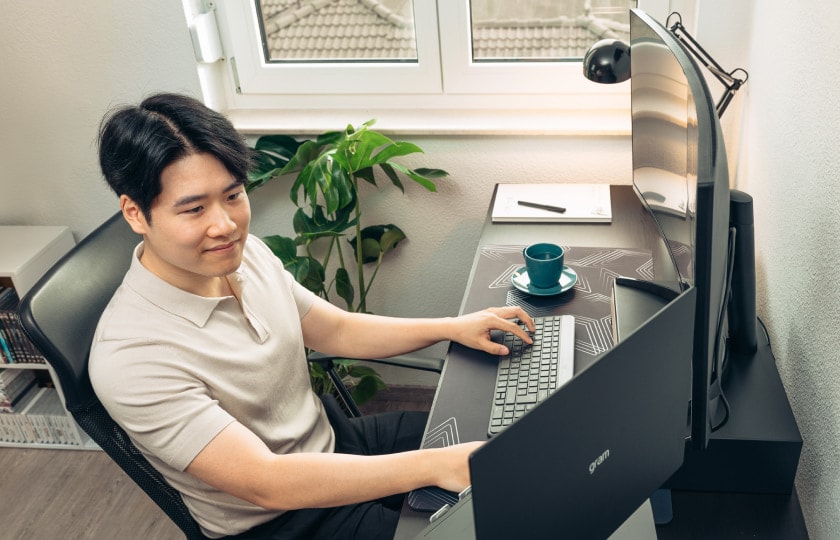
(728, 190, 757, 354)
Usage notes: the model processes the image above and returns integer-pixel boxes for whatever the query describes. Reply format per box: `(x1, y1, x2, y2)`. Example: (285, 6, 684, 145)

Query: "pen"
(517, 200, 566, 214)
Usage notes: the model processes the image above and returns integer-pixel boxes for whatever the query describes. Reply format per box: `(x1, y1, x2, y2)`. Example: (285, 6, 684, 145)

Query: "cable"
(710, 226, 737, 432)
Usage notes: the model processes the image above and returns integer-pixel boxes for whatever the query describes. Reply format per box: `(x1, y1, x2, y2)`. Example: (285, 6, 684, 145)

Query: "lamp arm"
(666, 12, 749, 116)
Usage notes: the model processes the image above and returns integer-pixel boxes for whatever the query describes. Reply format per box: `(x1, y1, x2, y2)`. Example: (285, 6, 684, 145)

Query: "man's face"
(122, 152, 251, 297)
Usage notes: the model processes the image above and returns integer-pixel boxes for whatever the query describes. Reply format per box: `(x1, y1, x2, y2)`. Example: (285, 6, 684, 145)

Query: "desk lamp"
(583, 12, 748, 117)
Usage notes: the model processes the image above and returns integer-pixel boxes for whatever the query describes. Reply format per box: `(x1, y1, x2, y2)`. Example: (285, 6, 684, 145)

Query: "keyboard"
(487, 315, 575, 435)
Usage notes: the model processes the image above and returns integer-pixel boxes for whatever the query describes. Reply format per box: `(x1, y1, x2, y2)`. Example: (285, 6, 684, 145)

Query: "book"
(1, 369, 38, 411)
(0, 311, 45, 364)
(0, 385, 39, 443)
(491, 183, 612, 223)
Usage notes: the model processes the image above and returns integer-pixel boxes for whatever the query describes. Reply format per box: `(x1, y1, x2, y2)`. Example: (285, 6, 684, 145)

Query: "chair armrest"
(306, 352, 444, 374)
(306, 352, 443, 418)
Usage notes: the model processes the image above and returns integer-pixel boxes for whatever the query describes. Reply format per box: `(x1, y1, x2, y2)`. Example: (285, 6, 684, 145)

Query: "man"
(90, 93, 534, 539)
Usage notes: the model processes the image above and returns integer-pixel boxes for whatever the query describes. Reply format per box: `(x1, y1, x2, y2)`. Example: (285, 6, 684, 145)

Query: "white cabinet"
(0, 226, 95, 449)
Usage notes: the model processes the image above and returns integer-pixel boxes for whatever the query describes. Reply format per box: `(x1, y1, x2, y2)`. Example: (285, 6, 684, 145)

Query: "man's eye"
(228, 191, 244, 201)
(184, 206, 203, 214)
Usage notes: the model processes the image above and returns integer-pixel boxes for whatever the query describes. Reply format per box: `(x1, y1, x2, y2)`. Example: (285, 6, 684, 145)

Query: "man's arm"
(300, 297, 535, 359)
(185, 421, 482, 511)
(187, 302, 531, 510)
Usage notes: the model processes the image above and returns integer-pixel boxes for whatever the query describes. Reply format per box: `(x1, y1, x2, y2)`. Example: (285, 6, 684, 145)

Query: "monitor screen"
(629, 9, 732, 449)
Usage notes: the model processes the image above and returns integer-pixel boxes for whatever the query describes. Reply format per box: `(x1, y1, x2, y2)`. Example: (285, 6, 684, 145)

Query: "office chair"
(17, 212, 442, 539)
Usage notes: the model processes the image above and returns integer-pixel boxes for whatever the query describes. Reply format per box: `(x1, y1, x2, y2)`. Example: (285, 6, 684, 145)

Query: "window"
(257, 0, 419, 62)
(187, 0, 675, 133)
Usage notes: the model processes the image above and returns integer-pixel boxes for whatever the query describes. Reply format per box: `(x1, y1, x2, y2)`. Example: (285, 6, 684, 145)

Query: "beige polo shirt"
(89, 235, 333, 537)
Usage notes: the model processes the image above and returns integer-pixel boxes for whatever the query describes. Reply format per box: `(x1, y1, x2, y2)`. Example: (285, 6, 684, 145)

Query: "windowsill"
(226, 107, 632, 136)
(196, 55, 632, 137)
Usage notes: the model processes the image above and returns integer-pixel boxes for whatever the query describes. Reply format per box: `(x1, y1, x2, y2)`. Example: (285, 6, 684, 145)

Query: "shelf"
(0, 226, 75, 297)
(0, 225, 89, 450)
(1, 362, 48, 370)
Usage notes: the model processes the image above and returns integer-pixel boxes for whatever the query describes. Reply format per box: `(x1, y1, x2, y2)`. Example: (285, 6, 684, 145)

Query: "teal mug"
(523, 243, 565, 289)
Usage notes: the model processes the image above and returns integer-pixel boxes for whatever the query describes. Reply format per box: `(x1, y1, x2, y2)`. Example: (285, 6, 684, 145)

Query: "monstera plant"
(247, 120, 448, 403)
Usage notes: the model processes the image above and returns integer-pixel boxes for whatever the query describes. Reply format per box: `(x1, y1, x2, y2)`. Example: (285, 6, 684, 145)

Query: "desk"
(394, 185, 807, 539)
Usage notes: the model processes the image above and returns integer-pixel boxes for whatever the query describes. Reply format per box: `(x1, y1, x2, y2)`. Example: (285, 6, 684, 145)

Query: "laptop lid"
(467, 286, 696, 539)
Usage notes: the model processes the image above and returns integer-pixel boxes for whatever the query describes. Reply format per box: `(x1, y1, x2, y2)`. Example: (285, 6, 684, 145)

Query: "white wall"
(3, 1, 839, 537)
(0, 1, 202, 236)
(736, 2, 840, 537)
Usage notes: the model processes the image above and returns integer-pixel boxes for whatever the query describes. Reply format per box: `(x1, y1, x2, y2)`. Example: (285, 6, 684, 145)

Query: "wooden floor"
(0, 386, 434, 540)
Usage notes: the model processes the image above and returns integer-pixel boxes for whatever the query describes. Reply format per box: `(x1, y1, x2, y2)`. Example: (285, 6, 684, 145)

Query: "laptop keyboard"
(488, 315, 575, 435)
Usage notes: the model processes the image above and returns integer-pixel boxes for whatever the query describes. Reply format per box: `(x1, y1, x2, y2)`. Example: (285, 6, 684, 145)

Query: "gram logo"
(589, 449, 610, 474)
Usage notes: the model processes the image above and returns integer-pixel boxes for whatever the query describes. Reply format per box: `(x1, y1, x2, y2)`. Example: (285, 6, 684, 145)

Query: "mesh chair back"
(17, 213, 208, 540)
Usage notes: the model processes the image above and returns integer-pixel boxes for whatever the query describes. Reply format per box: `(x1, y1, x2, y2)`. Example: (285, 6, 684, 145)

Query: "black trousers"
(230, 397, 428, 540)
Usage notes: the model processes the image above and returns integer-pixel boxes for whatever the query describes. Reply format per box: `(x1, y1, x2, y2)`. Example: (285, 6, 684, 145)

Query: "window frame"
(216, 0, 444, 95)
(187, 0, 678, 135)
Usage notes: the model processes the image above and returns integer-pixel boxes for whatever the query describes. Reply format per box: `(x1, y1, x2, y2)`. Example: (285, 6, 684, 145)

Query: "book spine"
(0, 325, 14, 364)
(14, 411, 38, 443)
(0, 413, 25, 443)
(0, 312, 45, 364)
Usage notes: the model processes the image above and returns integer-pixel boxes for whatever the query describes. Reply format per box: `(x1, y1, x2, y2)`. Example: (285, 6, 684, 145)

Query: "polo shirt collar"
(123, 242, 239, 328)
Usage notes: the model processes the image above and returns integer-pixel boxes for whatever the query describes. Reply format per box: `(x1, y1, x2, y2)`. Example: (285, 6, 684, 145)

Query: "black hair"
(97, 93, 250, 222)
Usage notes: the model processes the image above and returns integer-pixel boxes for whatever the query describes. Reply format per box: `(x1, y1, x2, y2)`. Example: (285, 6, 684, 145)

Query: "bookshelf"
(0, 225, 95, 450)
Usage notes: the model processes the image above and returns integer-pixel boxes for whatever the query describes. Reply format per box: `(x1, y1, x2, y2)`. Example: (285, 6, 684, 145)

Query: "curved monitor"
(630, 9, 732, 450)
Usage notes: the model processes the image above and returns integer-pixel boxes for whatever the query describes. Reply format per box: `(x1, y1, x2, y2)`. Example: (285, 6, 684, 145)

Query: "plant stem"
(352, 175, 366, 313)
(304, 241, 328, 303)
(359, 251, 384, 311)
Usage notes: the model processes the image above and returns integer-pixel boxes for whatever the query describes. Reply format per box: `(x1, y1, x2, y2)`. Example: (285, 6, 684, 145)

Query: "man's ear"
(120, 195, 149, 235)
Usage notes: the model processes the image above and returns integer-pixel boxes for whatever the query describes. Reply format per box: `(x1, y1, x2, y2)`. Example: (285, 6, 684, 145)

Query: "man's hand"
(429, 441, 485, 493)
(450, 306, 535, 356)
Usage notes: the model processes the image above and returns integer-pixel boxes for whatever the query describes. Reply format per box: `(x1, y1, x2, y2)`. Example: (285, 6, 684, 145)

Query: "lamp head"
(583, 39, 631, 84)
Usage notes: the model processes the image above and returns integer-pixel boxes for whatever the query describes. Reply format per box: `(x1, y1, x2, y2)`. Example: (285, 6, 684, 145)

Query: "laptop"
(414, 286, 696, 539)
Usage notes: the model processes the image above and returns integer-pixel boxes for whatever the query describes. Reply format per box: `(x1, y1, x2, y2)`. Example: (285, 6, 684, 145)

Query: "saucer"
(511, 266, 577, 296)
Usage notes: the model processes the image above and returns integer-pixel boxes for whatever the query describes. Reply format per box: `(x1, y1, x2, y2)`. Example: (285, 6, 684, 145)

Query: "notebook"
(491, 183, 612, 223)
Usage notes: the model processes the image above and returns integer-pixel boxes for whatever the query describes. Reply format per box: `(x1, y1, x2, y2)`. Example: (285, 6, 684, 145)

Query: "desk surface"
(394, 185, 807, 539)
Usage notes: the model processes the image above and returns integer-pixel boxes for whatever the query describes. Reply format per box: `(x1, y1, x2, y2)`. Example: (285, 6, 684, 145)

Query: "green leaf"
(343, 129, 393, 172)
(332, 359, 357, 371)
(293, 205, 357, 240)
(388, 162, 439, 192)
(360, 238, 381, 263)
(379, 226, 407, 253)
(300, 152, 353, 215)
(352, 375, 387, 405)
(246, 168, 280, 192)
(284, 256, 325, 295)
(335, 267, 354, 309)
(378, 163, 405, 193)
(354, 166, 377, 187)
(260, 235, 297, 264)
(315, 130, 345, 146)
(348, 224, 406, 263)
(274, 252, 324, 294)
(371, 141, 424, 164)
(308, 361, 329, 395)
(413, 167, 449, 179)
(279, 139, 324, 176)
(255, 134, 302, 160)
